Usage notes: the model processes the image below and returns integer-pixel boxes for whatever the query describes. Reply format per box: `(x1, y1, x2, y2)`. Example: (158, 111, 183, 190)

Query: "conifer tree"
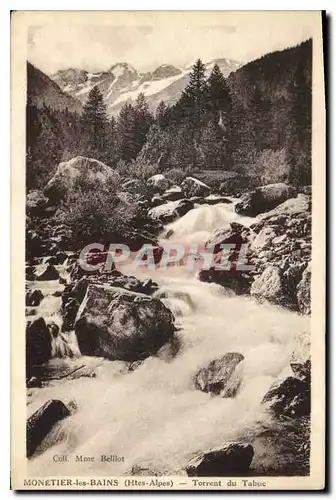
(179, 59, 208, 124)
(155, 100, 168, 128)
(133, 93, 153, 155)
(116, 94, 153, 162)
(207, 64, 232, 118)
(81, 86, 109, 160)
(116, 103, 137, 162)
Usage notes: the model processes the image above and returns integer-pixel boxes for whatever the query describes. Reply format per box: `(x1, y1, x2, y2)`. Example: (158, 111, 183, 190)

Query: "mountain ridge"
(50, 59, 241, 116)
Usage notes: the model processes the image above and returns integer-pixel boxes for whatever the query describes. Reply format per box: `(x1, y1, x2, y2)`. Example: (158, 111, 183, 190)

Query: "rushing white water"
(28, 202, 310, 476)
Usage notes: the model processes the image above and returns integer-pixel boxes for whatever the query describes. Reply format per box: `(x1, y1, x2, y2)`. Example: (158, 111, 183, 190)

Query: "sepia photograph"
(10, 10, 325, 490)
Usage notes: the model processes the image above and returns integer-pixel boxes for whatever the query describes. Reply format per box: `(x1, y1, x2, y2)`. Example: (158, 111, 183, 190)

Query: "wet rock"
(150, 194, 165, 207)
(235, 183, 297, 216)
(252, 227, 276, 250)
(27, 376, 42, 388)
(261, 376, 310, 418)
(185, 443, 254, 476)
(128, 360, 144, 372)
(205, 222, 249, 254)
(26, 289, 44, 307)
(297, 264, 311, 315)
(61, 278, 90, 331)
(181, 177, 211, 198)
(42, 252, 67, 266)
(26, 265, 35, 280)
(75, 284, 175, 361)
(26, 400, 70, 458)
(148, 199, 194, 224)
(34, 263, 59, 281)
(26, 317, 52, 378)
(161, 185, 183, 202)
(26, 307, 38, 317)
(250, 266, 294, 308)
(194, 352, 244, 397)
(199, 268, 252, 295)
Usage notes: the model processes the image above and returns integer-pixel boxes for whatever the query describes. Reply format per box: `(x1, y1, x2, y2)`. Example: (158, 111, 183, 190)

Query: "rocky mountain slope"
(27, 62, 82, 114)
(50, 58, 241, 115)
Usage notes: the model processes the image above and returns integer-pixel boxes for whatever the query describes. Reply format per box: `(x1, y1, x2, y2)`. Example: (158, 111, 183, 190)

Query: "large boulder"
(251, 194, 311, 235)
(26, 289, 44, 307)
(34, 263, 59, 281)
(205, 222, 251, 254)
(194, 352, 244, 397)
(260, 193, 310, 218)
(44, 156, 114, 202)
(261, 376, 310, 418)
(148, 199, 194, 224)
(74, 284, 175, 361)
(181, 177, 211, 198)
(250, 266, 294, 308)
(26, 317, 52, 378)
(27, 400, 70, 458)
(199, 269, 252, 295)
(296, 263, 311, 315)
(185, 443, 254, 476)
(147, 174, 172, 194)
(235, 183, 297, 216)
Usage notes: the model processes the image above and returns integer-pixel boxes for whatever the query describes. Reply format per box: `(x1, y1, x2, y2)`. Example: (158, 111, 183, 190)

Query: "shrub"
(116, 158, 160, 182)
(57, 176, 141, 246)
(250, 148, 291, 185)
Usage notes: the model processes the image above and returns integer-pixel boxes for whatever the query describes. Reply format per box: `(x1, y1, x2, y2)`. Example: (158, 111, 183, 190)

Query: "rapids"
(27, 202, 310, 476)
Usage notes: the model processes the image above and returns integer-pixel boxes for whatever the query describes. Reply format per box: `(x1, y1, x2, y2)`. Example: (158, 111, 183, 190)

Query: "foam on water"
(28, 202, 309, 476)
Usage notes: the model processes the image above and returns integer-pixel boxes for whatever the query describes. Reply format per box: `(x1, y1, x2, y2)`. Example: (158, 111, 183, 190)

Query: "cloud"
(27, 12, 314, 75)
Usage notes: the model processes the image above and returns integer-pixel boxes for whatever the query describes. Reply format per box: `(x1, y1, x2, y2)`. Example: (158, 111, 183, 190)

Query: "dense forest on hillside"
(26, 39, 312, 191)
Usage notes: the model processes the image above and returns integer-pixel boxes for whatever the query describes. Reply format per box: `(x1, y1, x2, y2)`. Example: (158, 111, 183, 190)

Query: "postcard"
(11, 10, 325, 490)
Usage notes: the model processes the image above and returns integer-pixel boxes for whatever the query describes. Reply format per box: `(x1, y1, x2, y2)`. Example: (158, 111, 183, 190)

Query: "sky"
(27, 11, 317, 75)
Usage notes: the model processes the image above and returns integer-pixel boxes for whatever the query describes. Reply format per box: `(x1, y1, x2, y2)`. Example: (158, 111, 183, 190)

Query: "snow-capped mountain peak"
(50, 58, 241, 116)
(109, 62, 138, 77)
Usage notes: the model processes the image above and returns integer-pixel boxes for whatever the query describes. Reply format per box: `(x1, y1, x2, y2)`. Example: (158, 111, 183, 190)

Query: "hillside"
(27, 62, 82, 114)
(226, 39, 312, 182)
